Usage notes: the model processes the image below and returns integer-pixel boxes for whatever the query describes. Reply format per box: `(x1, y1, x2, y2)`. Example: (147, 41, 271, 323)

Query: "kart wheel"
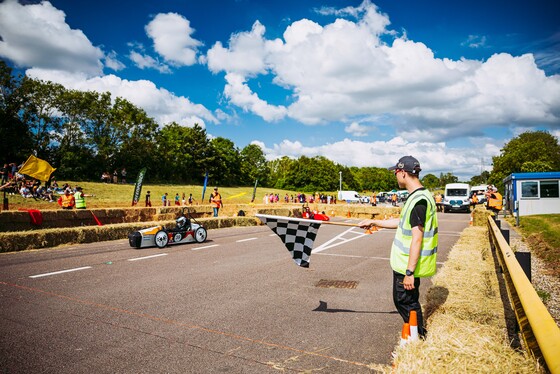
(195, 227, 207, 243)
(154, 230, 169, 248)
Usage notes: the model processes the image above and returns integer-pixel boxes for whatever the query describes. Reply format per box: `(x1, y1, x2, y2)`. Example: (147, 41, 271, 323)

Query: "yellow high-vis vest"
(75, 191, 86, 209)
(390, 189, 438, 278)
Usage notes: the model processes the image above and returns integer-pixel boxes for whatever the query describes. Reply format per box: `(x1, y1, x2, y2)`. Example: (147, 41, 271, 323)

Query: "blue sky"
(1, 0, 559, 180)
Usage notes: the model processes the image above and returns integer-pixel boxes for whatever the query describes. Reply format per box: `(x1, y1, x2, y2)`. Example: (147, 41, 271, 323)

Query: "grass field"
(2, 181, 328, 210)
(508, 214, 560, 276)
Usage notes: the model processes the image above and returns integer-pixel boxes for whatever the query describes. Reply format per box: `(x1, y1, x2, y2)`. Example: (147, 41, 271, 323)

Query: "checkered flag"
(256, 214, 322, 268)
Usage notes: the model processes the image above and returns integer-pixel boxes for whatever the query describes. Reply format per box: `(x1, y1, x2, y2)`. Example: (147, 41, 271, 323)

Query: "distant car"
(359, 196, 370, 204)
(302, 203, 330, 221)
(128, 208, 207, 248)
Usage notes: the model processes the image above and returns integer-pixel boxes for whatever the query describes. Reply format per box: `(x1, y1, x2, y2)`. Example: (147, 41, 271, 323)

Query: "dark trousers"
(392, 271, 425, 337)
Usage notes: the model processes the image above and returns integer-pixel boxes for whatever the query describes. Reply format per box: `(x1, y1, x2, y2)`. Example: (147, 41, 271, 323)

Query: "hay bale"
(389, 226, 542, 373)
(472, 205, 492, 226)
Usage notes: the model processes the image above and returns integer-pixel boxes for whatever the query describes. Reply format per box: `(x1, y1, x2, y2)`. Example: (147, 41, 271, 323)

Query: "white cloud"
(206, 21, 270, 76)
(206, 0, 560, 139)
(258, 136, 498, 180)
(26, 68, 217, 128)
(344, 122, 371, 137)
(129, 50, 171, 74)
(146, 12, 202, 66)
(223, 73, 287, 122)
(104, 51, 126, 72)
(0, 0, 103, 75)
(0, 1, 215, 130)
(462, 35, 488, 48)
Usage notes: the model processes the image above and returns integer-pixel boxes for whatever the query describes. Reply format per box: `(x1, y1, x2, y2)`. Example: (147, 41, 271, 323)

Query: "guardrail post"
(500, 228, 510, 245)
(515, 252, 531, 282)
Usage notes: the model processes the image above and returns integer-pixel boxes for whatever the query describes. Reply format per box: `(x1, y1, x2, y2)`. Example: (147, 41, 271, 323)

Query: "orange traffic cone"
(409, 310, 419, 341)
(347, 211, 351, 218)
(469, 211, 473, 226)
(400, 322, 410, 346)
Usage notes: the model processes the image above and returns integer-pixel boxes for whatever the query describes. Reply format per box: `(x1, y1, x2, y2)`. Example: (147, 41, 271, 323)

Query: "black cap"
(388, 156, 422, 175)
(76, 186, 82, 190)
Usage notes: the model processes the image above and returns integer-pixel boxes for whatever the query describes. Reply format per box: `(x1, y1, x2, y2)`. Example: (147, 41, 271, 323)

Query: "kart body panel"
(128, 208, 208, 248)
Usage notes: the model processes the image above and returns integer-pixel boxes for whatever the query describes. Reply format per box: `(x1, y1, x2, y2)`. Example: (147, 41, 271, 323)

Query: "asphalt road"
(0, 212, 469, 373)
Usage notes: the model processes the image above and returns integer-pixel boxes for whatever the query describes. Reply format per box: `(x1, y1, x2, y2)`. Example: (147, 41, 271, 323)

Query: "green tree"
(352, 167, 397, 192)
(20, 78, 65, 160)
(110, 97, 158, 180)
(439, 172, 458, 186)
(267, 156, 295, 189)
(470, 171, 490, 186)
(155, 123, 211, 183)
(209, 137, 241, 186)
(489, 131, 560, 190)
(0, 61, 32, 162)
(240, 144, 269, 186)
(421, 173, 440, 190)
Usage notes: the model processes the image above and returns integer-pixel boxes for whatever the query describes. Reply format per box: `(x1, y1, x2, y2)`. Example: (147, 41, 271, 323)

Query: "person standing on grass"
(210, 187, 222, 217)
(359, 156, 438, 339)
(58, 188, 76, 209)
(74, 186, 87, 209)
(145, 191, 152, 207)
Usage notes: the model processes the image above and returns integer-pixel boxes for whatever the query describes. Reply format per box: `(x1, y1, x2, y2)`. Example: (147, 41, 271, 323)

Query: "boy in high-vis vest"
(359, 156, 438, 338)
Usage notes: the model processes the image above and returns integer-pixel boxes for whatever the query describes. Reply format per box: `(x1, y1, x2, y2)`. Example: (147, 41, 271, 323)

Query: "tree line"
(1, 61, 558, 193)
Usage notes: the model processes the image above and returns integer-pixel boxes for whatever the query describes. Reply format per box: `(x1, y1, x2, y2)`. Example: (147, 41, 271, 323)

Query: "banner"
(18, 155, 56, 182)
(201, 170, 209, 202)
(131, 168, 147, 206)
(251, 179, 258, 203)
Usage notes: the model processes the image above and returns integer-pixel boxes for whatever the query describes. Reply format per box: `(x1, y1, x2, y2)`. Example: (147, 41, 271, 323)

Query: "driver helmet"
(176, 216, 187, 228)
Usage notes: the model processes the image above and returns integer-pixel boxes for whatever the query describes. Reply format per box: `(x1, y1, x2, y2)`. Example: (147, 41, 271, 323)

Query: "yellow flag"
(18, 155, 56, 182)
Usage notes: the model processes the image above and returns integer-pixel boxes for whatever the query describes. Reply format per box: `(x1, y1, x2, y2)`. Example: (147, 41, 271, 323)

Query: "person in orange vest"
(210, 187, 223, 217)
(391, 193, 398, 206)
(470, 192, 479, 211)
(485, 186, 503, 216)
(434, 193, 443, 212)
(371, 192, 377, 206)
(57, 188, 75, 209)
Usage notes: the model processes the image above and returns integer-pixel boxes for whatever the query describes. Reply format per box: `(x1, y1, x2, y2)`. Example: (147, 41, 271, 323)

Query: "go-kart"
(128, 208, 207, 249)
(302, 203, 330, 221)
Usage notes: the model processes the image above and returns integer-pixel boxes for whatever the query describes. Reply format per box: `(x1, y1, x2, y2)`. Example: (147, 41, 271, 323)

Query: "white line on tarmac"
(29, 266, 93, 279)
(236, 237, 258, 242)
(313, 227, 368, 253)
(191, 244, 220, 251)
(127, 253, 168, 261)
(315, 253, 445, 265)
(316, 253, 389, 260)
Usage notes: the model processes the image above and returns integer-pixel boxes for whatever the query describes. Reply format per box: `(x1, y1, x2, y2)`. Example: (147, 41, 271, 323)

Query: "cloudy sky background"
(1, 0, 559, 180)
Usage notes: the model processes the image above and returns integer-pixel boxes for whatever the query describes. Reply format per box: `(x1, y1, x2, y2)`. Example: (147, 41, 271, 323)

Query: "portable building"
(503, 172, 560, 216)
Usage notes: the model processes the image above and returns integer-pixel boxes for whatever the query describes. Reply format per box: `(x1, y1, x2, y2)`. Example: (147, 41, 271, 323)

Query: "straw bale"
(388, 226, 542, 373)
(472, 205, 493, 226)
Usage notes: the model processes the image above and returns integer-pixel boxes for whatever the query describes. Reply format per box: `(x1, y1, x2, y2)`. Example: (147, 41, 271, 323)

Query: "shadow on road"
(313, 300, 399, 314)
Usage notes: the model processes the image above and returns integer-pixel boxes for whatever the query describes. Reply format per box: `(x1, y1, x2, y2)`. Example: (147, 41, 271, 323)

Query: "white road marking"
(316, 253, 444, 265)
(313, 227, 371, 253)
(29, 266, 93, 278)
(236, 237, 258, 242)
(191, 244, 220, 251)
(128, 253, 168, 261)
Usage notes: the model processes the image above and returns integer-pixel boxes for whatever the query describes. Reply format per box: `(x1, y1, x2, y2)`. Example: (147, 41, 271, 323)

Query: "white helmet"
(176, 216, 187, 228)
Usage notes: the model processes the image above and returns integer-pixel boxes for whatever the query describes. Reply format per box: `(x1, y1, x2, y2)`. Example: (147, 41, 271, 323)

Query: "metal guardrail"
(487, 216, 560, 373)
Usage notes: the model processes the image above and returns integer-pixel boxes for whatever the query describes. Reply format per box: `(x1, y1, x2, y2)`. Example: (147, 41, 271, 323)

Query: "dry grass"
(386, 226, 542, 373)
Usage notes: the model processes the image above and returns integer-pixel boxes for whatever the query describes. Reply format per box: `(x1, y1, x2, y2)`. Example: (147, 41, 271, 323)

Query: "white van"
(443, 183, 471, 213)
(470, 184, 488, 204)
(338, 190, 364, 203)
